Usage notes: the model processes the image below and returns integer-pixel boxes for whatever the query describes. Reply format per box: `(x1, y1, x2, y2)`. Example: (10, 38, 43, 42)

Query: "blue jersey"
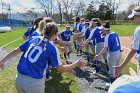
(84, 27, 91, 40)
(104, 32, 121, 52)
(138, 45, 140, 54)
(73, 22, 78, 30)
(59, 30, 72, 41)
(29, 29, 42, 38)
(88, 27, 105, 44)
(74, 22, 83, 32)
(18, 36, 62, 79)
(24, 27, 36, 38)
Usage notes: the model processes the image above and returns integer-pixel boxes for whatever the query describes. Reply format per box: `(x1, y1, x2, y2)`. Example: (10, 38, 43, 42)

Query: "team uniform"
(104, 32, 122, 76)
(73, 22, 83, 51)
(16, 36, 62, 93)
(29, 29, 42, 38)
(88, 27, 107, 72)
(23, 27, 35, 38)
(59, 30, 73, 59)
(131, 26, 140, 75)
(83, 27, 95, 54)
(24, 29, 52, 81)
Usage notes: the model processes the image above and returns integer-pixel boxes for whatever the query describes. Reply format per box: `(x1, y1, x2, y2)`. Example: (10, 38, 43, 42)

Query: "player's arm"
(80, 29, 96, 50)
(57, 59, 87, 75)
(114, 29, 140, 76)
(0, 48, 22, 69)
(55, 39, 71, 46)
(57, 46, 67, 52)
(22, 35, 28, 40)
(49, 46, 87, 75)
(93, 47, 107, 61)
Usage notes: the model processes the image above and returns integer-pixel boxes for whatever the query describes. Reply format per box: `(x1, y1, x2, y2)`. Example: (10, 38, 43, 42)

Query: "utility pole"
(1, 0, 4, 25)
(8, 4, 12, 28)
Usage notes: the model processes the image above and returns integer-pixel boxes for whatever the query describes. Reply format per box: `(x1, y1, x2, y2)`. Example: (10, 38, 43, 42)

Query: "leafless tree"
(56, 0, 63, 24)
(73, 0, 86, 16)
(36, 0, 53, 17)
(26, 8, 38, 18)
(102, 0, 121, 20)
(62, 0, 75, 22)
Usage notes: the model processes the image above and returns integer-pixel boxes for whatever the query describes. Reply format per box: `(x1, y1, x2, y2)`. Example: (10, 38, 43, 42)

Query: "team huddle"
(1, 6, 140, 93)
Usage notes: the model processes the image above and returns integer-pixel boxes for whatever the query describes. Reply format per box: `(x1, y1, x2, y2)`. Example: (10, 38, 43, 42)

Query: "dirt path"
(120, 36, 137, 64)
(0, 48, 19, 68)
(68, 53, 109, 93)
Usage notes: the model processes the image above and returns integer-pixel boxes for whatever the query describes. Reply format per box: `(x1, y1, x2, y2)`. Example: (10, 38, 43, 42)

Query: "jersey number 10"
(24, 45, 43, 63)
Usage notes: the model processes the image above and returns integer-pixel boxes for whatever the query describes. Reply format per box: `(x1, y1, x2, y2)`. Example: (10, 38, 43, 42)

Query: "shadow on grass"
(45, 68, 78, 93)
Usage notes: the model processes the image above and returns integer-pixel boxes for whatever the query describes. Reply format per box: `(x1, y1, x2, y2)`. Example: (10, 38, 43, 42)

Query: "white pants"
(95, 42, 107, 61)
(107, 51, 122, 75)
(85, 43, 95, 54)
(16, 73, 45, 93)
(137, 61, 140, 75)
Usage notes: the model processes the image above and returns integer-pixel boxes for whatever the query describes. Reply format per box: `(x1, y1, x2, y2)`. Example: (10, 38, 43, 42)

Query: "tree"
(36, 0, 53, 17)
(101, 0, 121, 20)
(62, 0, 75, 22)
(26, 8, 38, 18)
(56, 0, 63, 24)
(85, 1, 98, 20)
(0, 13, 8, 19)
(98, 3, 112, 20)
(73, 0, 86, 17)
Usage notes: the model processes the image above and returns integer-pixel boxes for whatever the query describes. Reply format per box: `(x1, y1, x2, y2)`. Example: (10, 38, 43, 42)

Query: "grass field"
(111, 25, 139, 36)
(0, 25, 138, 93)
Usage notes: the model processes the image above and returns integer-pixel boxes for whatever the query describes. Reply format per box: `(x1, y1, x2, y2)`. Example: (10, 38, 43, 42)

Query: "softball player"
(94, 22, 122, 83)
(114, 6, 140, 78)
(0, 22, 87, 93)
(82, 22, 95, 62)
(22, 17, 44, 40)
(73, 17, 83, 53)
(59, 24, 73, 60)
(80, 18, 107, 73)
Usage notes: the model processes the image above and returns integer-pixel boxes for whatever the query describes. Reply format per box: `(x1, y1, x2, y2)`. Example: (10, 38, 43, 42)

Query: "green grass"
(0, 27, 80, 93)
(111, 25, 139, 36)
(0, 25, 138, 93)
(0, 28, 26, 50)
(0, 63, 18, 93)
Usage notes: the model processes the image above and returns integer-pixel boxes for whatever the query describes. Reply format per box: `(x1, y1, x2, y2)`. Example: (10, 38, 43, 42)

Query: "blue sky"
(0, 0, 135, 13)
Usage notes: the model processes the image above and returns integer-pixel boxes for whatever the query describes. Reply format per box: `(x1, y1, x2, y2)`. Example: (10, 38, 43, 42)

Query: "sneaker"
(45, 76, 52, 81)
(77, 53, 82, 56)
(68, 53, 70, 59)
(105, 82, 112, 89)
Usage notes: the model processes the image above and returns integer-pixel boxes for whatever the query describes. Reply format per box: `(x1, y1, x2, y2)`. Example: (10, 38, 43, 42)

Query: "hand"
(67, 68, 76, 75)
(113, 65, 123, 77)
(76, 58, 87, 68)
(78, 44, 84, 50)
(67, 42, 72, 46)
(59, 47, 67, 52)
(93, 55, 99, 61)
(0, 61, 5, 70)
